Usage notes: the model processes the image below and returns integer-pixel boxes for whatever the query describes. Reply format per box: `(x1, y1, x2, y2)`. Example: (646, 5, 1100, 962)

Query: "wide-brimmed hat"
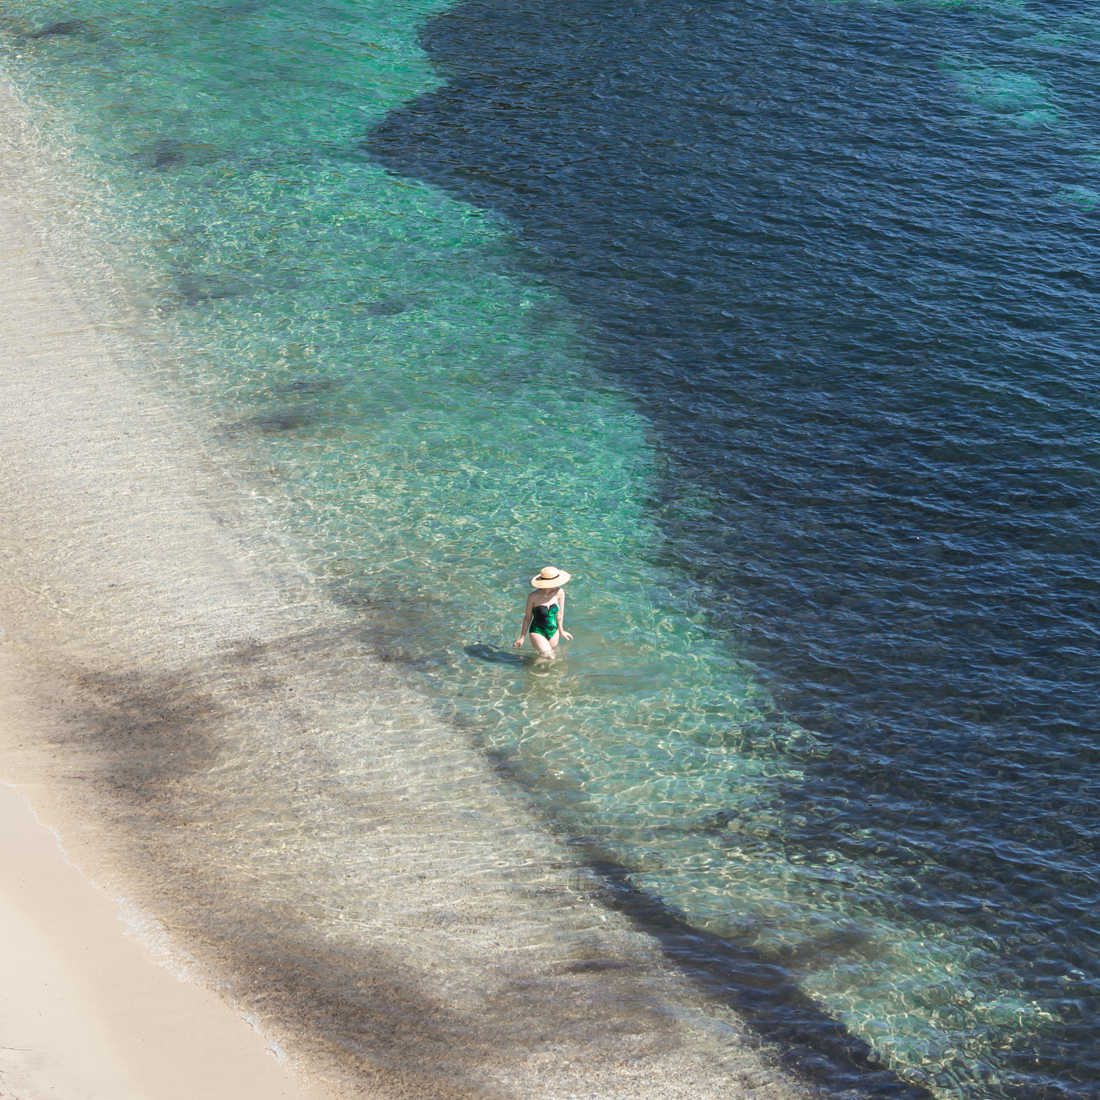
(531, 566, 571, 588)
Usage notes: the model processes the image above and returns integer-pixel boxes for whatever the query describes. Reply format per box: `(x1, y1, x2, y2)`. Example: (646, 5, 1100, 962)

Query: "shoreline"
(0, 83, 342, 1097)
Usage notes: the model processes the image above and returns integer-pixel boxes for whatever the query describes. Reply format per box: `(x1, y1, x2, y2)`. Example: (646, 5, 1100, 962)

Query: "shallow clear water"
(2, 0, 1098, 1096)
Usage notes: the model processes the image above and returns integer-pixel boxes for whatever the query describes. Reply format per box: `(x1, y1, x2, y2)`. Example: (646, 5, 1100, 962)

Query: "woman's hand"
(561, 630, 574, 642)
(513, 637, 525, 648)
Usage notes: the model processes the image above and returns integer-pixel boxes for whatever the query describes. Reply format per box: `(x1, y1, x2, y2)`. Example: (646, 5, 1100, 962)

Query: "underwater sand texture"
(0, 84, 815, 1100)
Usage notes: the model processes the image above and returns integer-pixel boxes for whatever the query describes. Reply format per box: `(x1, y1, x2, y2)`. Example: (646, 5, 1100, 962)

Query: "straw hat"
(531, 565, 571, 588)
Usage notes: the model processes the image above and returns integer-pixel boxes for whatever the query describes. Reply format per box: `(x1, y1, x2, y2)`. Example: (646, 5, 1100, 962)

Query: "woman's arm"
(558, 590, 573, 641)
(514, 594, 534, 647)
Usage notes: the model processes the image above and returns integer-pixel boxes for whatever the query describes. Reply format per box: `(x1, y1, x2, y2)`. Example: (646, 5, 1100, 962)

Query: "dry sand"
(0, 778, 318, 1100)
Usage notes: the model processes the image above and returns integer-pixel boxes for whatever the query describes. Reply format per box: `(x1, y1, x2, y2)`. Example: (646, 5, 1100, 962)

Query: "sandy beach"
(0, 777, 320, 1100)
(0, 79, 817, 1100)
(0, 85, 335, 1098)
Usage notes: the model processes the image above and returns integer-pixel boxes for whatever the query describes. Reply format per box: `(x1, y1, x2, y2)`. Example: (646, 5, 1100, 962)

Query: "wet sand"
(0, 80, 816, 1100)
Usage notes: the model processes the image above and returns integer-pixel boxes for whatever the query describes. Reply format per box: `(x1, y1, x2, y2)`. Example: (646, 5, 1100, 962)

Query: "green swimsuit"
(529, 601, 559, 640)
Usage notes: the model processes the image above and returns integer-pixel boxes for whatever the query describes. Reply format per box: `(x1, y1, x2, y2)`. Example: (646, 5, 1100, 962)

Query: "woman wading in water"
(514, 566, 573, 659)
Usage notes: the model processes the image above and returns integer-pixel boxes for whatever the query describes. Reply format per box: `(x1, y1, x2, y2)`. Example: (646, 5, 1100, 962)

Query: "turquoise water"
(3, 0, 1097, 1096)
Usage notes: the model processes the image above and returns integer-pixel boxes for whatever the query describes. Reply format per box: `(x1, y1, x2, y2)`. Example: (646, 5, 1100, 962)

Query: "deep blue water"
(369, 0, 1100, 1095)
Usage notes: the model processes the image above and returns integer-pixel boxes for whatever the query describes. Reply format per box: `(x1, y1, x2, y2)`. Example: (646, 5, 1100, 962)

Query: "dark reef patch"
(25, 19, 85, 37)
